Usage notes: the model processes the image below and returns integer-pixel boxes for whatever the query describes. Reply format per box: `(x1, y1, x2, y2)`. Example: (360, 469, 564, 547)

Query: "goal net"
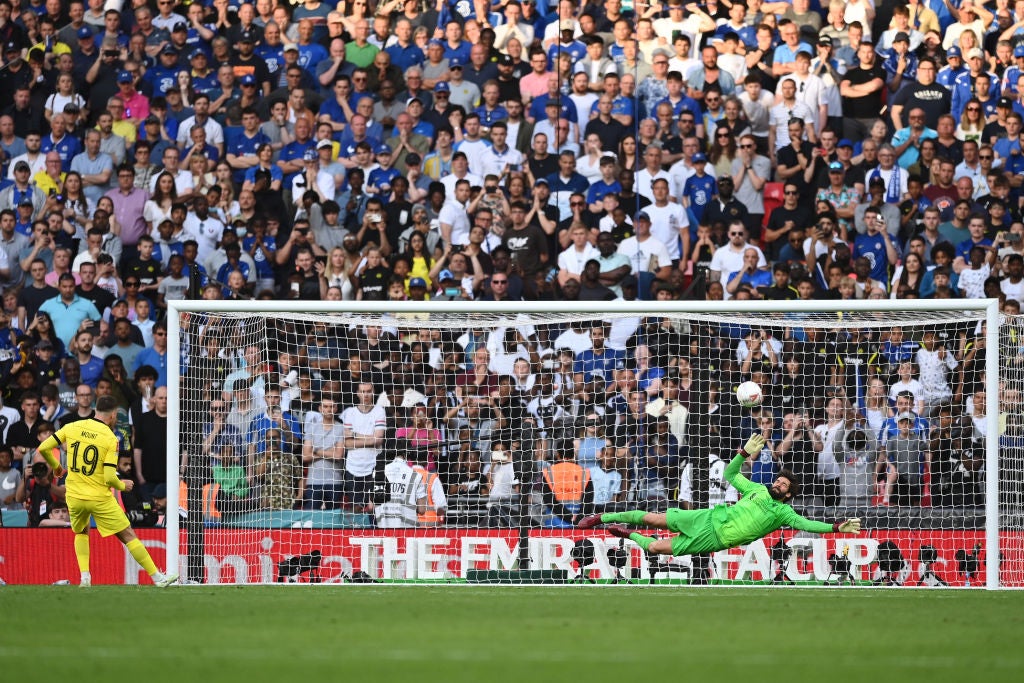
(164, 300, 1021, 587)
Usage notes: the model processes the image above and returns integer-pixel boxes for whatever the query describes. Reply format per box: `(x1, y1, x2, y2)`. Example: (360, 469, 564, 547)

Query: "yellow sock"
(125, 538, 159, 576)
(74, 534, 90, 573)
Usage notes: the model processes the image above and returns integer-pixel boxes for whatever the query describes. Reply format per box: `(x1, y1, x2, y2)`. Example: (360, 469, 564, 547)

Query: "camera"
(451, 244, 463, 253)
(1007, 234, 1022, 244)
(104, 50, 119, 57)
(367, 213, 382, 223)
(31, 462, 49, 478)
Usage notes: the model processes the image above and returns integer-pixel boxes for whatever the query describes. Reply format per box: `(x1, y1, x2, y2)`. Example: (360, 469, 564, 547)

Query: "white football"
(736, 381, 764, 408)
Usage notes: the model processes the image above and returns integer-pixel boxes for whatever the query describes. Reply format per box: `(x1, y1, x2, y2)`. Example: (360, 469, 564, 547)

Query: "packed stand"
(0, 0, 1023, 528)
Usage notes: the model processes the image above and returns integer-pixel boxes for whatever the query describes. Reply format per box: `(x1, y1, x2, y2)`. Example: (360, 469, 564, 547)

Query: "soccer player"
(577, 434, 861, 555)
(38, 395, 178, 587)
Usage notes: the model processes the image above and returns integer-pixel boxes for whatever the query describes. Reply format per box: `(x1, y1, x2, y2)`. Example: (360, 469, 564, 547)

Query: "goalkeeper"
(577, 434, 861, 556)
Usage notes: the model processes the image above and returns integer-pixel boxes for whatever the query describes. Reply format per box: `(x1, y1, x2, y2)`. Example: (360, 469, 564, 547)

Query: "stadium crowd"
(1, 0, 1024, 528)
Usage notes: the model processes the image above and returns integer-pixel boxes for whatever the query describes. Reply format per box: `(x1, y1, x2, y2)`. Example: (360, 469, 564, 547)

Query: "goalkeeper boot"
(154, 572, 179, 588)
(605, 524, 632, 540)
(576, 514, 604, 529)
(79, 573, 91, 587)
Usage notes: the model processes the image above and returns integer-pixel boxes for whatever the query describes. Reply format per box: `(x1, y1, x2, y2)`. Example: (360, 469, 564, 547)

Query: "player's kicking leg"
(577, 510, 670, 529)
(114, 528, 178, 587)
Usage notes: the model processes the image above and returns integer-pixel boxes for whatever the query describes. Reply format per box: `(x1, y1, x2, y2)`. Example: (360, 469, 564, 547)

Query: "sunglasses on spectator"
(739, 144, 754, 149)
(784, 190, 799, 195)
(728, 231, 744, 237)
(125, 281, 140, 287)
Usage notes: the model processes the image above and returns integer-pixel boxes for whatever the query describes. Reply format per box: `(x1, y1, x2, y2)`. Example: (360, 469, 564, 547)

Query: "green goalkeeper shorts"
(665, 508, 723, 556)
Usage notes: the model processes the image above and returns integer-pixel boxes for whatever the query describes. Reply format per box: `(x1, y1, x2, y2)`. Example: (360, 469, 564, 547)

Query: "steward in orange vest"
(541, 449, 594, 525)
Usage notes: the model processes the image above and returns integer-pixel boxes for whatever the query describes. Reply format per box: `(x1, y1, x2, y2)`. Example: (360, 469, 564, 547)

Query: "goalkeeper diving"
(577, 433, 861, 556)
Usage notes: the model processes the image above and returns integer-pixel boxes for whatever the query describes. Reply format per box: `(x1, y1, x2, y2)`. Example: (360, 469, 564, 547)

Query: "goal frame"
(165, 298, 1003, 588)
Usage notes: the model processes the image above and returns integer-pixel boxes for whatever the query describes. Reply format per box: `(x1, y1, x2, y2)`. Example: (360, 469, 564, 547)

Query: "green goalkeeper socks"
(629, 533, 655, 552)
(601, 510, 649, 525)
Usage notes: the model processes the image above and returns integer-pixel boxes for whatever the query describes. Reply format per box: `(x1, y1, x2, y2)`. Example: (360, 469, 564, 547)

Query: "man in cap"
(144, 44, 184, 96)
(617, 211, 673, 290)
(0, 161, 44, 218)
(115, 69, 149, 124)
(881, 31, 918, 95)
(232, 28, 272, 96)
(937, 46, 966, 90)
(0, 42, 30, 111)
(951, 47, 998, 121)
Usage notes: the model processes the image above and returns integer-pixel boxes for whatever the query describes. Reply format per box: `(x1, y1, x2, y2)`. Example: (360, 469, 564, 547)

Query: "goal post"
(165, 298, 1012, 587)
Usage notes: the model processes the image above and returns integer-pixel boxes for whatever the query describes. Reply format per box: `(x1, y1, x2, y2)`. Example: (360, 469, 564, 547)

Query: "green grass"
(3, 586, 1021, 682)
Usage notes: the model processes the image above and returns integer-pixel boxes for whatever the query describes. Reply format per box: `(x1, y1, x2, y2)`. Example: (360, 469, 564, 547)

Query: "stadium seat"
(762, 182, 785, 234)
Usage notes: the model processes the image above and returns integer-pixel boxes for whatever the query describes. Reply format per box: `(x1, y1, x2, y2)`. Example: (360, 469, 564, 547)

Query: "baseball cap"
(499, 53, 514, 66)
(303, 149, 317, 161)
(376, 144, 392, 155)
(240, 74, 256, 86)
(449, 57, 463, 69)
(406, 96, 423, 107)
(144, 115, 160, 125)
(4, 41, 19, 53)
(77, 26, 92, 40)
(828, 161, 844, 171)
(947, 46, 962, 59)
(559, 19, 574, 32)
(1015, 44, 1024, 58)
(160, 44, 177, 56)
(817, 35, 832, 47)
(966, 47, 984, 60)
(17, 196, 33, 206)
(190, 48, 206, 60)
(893, 32, 910, 44)
(439, 269, 456, 281)
(283, 42, 298, 52)
(691, 152, 707, 163)
(239, 29, 256, 43)
(534, 177, 549, 185)
(897, 411, 915, 422)
(636, 211, 651, 221)
(428, 39, 444, 47)
(117, 70, 133, 83)
(35, 339, 53, 351)
(837, 138, 854, 149)
(434, 81, 450, 93)
(409, 277, 428, 289)
(172, 22, 188, 33)
(316, 139, 333, 150)
(998, 97, 1014, 108)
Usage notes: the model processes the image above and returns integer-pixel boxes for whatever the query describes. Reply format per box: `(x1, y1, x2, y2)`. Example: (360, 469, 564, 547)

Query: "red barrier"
(2, 528, 1021, 586)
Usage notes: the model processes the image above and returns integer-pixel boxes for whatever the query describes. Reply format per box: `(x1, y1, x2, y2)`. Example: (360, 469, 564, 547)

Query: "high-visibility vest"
(543, 461, 589, 503)
(178, 481, 222, 520)
(413, 465, 442, 525)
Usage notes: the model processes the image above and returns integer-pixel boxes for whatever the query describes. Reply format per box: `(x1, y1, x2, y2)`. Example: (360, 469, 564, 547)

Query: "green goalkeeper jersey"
(710, 454, 834, 548)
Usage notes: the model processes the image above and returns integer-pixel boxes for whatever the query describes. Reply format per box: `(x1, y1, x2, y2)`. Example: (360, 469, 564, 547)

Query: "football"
(736, 381, 763, 408)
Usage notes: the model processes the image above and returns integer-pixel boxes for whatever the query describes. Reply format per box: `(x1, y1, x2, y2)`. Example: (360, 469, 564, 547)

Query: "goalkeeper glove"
(833, 518, 861, 534)
(740, 433, 766, 457)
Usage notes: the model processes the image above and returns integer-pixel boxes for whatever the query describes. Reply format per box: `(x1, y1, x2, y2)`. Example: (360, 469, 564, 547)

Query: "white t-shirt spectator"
(644, 202, 689, 261)
(618, 235, 672, 275)
(557, 242, 599, 279)
(184, 212, 225, 262)
(438, 198, 471, 246)
(709, 242, 767, 296)
(340, 404, 386, 477)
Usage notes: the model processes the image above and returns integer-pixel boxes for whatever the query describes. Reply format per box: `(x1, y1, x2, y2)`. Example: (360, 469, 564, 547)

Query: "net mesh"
(168, 306, 1020, 586)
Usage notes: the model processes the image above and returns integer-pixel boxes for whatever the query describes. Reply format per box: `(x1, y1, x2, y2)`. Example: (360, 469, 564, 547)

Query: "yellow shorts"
(68, 495, 131, 537)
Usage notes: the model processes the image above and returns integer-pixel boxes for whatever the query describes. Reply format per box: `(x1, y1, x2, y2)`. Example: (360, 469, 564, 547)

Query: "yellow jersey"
(44, 419, 123, 502)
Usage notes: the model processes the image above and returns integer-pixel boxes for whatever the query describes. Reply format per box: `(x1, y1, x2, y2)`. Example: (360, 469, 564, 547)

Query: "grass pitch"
(3, 586, 1020, 682)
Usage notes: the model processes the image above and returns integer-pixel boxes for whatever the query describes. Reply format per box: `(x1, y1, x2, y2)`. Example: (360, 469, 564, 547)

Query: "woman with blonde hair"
(317, 246, 357, 300)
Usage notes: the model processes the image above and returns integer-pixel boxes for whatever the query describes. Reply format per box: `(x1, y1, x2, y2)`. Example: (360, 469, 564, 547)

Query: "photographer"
(16, 460, 66, 527)
(774, 410, 817, 501)
(836, 423, 878, 507)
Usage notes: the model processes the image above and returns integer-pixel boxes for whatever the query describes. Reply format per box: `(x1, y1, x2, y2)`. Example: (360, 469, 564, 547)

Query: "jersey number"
(68, 441, 100, 477)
